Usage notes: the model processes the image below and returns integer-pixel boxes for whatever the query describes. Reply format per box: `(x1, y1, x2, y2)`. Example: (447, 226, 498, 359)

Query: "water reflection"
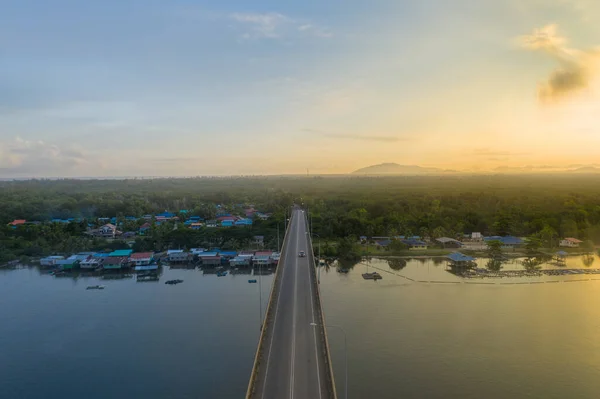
(387, 258, 407, 271)
(486, 258, 504, 271)
(582, 254, 595, 267)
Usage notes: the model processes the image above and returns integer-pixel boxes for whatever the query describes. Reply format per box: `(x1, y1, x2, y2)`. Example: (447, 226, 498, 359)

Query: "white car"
(298, 251, 306, 257)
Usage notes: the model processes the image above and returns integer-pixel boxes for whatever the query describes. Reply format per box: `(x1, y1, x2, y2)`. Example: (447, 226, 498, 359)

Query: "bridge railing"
(245, 210, 294, 399)
(304, 211, 338, 399)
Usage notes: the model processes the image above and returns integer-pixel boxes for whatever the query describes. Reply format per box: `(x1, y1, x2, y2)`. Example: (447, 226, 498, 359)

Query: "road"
(252, 208, 331, 399)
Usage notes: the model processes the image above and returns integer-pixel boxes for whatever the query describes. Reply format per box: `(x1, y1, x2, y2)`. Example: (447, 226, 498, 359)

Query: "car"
(298, 251, 306, 257)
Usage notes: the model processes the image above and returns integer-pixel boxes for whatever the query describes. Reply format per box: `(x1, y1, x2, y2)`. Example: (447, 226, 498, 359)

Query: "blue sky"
(1, 0, 600, 176)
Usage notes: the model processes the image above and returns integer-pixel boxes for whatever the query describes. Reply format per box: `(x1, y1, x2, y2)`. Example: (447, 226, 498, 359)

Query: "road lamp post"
(310, 322, 348, 399)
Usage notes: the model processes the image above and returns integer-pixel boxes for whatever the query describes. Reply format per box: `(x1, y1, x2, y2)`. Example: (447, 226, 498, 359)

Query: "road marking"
(261, 213, 292, 399)
(306, 218, 323, 399)
(290, 213, 299, 398)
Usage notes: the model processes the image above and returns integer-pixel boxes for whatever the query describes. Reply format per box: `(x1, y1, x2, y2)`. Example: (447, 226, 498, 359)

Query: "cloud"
(230, 12, 332, 40)
(0, 137, 90, 176)
(304, 129, 403, 143)
(518, 24, 600, 101)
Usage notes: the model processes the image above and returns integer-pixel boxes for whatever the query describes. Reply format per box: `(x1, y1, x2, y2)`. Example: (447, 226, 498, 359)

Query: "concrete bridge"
(246, 207, 337, 399)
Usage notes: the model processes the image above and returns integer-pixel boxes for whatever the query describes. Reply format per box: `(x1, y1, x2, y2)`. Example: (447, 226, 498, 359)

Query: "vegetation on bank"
(2, 175, 600, 264)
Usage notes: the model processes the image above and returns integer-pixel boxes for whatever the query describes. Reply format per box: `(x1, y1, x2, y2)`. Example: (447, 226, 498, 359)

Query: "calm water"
(0, 266, 273, 399)
(320, 255, 600, 399)
(2, 256, 600, 398)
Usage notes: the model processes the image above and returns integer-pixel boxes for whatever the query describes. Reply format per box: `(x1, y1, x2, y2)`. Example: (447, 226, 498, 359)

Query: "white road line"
(261, 213, 292, 399)
(306, 217, 323, 399)
(290, 213, 299, 398)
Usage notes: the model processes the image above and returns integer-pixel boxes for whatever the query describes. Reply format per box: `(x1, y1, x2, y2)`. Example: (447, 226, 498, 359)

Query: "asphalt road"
(253, 208, 331, 399)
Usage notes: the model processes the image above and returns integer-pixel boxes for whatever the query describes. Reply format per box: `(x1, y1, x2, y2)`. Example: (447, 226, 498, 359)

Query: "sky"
(1, 0, 600, 177)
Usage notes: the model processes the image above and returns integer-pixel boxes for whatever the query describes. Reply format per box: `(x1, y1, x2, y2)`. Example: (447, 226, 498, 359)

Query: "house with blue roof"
(447, 252, 476, 268)
(219, 251, 238, 259)
(375, 239, 392, 248)
(109, 249, 133, 257)
(484, 236, 523, 248)
(157, 212, 176, 219)
(402, 238, 428, 250)
(221, 220, 234, 227)
(235, 218, 253, 226)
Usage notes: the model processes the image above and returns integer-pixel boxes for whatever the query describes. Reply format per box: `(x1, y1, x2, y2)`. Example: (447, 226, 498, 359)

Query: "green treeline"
(1, 175, 600, 263)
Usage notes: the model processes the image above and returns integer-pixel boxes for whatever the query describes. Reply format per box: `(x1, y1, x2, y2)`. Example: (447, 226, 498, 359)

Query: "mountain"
(570, 166, 600, 173)
(352, 163, 450, 175)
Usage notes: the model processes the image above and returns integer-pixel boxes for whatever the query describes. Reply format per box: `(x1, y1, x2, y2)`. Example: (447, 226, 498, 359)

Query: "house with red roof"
(129, 252, 154, 266)
(8, 219, 26, 227)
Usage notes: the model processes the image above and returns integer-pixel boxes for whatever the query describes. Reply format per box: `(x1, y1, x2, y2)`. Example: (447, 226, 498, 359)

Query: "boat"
(248, 279, 257, 283)
(362, 272, 382, 280)
(337, 268, 349, 274)
(86, 285, 105, 290)
(216, 271, 228, 277)
(165, 279, 184, 285)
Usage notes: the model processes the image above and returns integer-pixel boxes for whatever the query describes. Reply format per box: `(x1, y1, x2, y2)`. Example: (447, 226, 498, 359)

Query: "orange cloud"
(519, 24, 600, 102)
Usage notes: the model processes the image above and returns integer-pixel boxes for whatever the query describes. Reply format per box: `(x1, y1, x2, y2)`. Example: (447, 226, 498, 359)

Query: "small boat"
(165, 279, 184, 285)
(362, 272, 382, 280)
(248, 279, 257, 283)
(337, 268, 349, 274)
(217, 271, 228, 277)
(86, 285, 105, 290)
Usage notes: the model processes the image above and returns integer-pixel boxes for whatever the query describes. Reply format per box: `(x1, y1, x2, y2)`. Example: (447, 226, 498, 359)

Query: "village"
(7, 206, 272, 240)
(40, 248, 280, 276)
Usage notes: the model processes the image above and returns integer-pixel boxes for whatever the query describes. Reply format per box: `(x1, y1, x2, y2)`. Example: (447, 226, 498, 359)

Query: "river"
(2, 255, 600, 398)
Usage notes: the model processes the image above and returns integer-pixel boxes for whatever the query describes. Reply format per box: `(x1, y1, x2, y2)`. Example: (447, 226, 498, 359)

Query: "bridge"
(246, 207, 337, 399)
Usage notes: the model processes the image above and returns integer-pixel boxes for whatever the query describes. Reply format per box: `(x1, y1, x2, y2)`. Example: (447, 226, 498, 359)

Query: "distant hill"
(352, 163, 450, 175)
(570, 166, 600, 173)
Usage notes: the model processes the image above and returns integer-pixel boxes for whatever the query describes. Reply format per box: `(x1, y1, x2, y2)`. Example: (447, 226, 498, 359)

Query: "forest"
(2, 174, 600, 263)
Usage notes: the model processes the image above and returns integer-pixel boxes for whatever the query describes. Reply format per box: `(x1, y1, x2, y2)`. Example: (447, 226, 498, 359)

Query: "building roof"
(109, 249, 133, 257)
(167, 249, 183, 255)
(402, 239, 427, 246)
(563, 237, 583, 243)
(102, 223, 117, 230)
(436, 237, 462, 244)
(8, 219, 26, 226)
(198, 252, 218, 257)
(157, 212, 175, 218)
(93, 253, 111, 258)
(201, 256, 221, 261)
(130, 252, 154, 259)
(255, 251, 273, 256)
(447, 252, 475, 262)
(68, 254, 91, 261)
(104, 256, 128, 265)
(56, 259, 78, 265)
(219, 251, 238, 256)
(484, 236, 523, 245)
